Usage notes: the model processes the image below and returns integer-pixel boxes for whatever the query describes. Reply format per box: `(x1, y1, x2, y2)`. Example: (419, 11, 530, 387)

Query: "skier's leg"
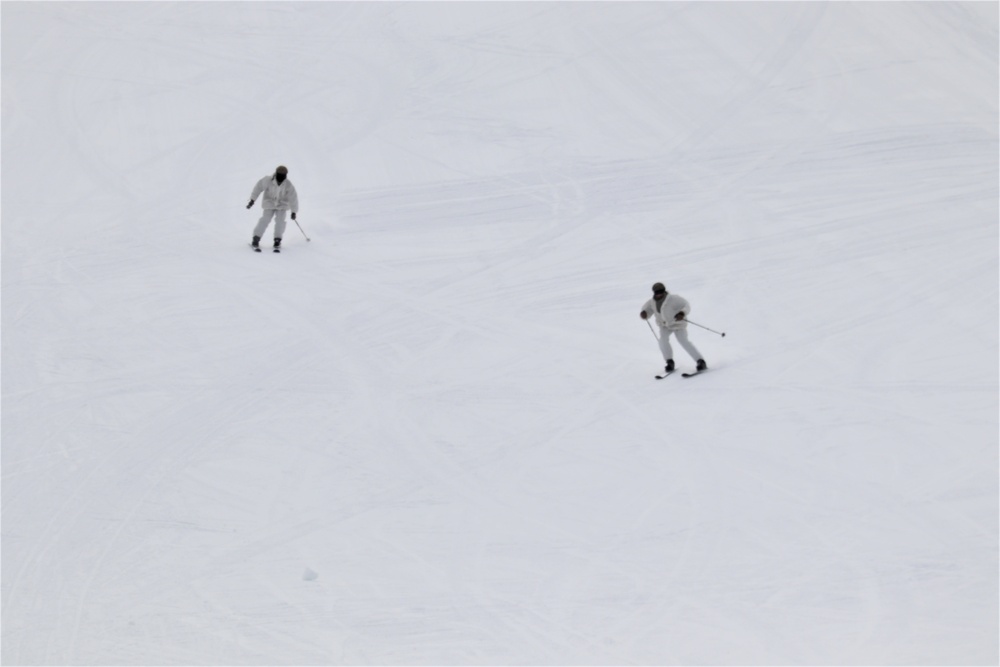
(658, 328, 675, 363)
(254, 209, 276, 238)
(675, 328, 705, 364)
(273, 210, 288, 243)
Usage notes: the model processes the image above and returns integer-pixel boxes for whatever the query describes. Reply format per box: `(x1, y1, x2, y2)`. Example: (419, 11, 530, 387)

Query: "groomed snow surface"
(2, 3, 997, 665)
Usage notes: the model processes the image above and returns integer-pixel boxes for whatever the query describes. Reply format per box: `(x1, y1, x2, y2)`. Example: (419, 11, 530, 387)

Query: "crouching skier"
(246, 165, 299, 252)
(640, 282, 707, 376)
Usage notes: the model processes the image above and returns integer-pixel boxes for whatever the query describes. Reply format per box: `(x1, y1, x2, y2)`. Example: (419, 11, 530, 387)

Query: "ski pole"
(646, 318, 660, 341)
(293, 217, 310, 242)
(686, 319, 726, 337)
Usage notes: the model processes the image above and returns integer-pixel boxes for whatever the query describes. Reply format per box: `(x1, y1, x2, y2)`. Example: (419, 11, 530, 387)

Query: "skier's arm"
(672, 297, 691, 321)
(639, 299, 654, 319)
(248, 177, 267, 207)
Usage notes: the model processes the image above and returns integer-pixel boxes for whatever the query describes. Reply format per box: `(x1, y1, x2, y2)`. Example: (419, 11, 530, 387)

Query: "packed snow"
(2, 2, 997, 665)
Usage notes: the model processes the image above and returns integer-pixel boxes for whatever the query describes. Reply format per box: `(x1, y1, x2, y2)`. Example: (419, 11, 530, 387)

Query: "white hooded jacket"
(642, 293, 690, 330)
(251, 175, 299, 212)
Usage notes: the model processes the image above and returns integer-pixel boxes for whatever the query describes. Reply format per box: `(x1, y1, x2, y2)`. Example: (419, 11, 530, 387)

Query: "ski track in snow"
(2, 3, 998, 665)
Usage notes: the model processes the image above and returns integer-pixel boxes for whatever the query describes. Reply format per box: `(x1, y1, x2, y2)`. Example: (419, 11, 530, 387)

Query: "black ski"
(273, 247, 281, 253)
(250, 243, 261, 252)
(682, 370, 706, 378)
(655, 370, 675, 380)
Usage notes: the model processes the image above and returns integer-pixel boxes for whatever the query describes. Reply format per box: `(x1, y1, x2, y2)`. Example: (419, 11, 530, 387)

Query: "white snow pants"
(254, 209, 287, 240)
(659, 325, 703, 363)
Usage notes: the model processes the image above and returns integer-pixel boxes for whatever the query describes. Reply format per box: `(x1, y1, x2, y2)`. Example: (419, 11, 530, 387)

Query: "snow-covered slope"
(2, 3, 997, 664)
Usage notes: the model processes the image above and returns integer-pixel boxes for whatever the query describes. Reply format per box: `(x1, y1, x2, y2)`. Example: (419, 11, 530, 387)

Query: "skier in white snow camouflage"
(640, 282, 707, 373)
(246, 165, 299, 250)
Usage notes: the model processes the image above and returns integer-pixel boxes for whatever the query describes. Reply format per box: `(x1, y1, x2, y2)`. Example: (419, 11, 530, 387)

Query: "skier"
(246, 165, 299, 252)
(640, 282, 707, 374)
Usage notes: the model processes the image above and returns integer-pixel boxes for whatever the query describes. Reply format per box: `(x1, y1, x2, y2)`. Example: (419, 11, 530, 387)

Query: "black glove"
(640, 311, 649, 320)
(674, 312, 686, 321)
(291, 212, 296, 220)
(246, 199, 254, 209)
